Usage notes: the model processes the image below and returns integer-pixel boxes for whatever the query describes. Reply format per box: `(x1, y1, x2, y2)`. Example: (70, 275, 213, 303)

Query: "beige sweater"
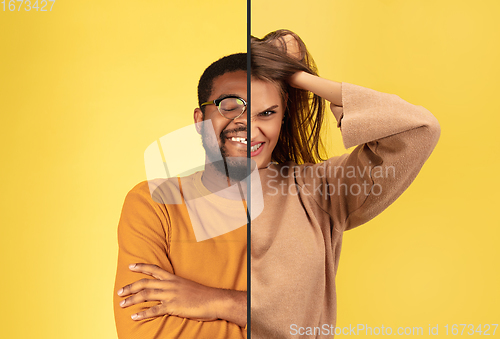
(251, 82, 441, 338)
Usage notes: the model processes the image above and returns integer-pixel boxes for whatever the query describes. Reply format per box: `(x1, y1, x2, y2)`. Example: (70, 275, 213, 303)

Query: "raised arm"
(292, 74, 440, 231)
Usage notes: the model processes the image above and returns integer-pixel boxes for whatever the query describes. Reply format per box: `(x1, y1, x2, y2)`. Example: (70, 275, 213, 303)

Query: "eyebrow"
(215, 93, 245, 101)
(260, 104, 279, 112)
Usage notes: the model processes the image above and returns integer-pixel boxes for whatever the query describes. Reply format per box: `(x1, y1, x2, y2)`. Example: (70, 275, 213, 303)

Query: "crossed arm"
(117, 263, 247, 327)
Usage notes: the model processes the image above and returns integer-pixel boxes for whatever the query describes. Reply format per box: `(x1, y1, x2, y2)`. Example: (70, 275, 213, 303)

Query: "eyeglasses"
(201, 96, 247, 120)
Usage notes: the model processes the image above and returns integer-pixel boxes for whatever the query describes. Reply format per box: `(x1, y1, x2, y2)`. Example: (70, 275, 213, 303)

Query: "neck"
(201, 157, 250, 200)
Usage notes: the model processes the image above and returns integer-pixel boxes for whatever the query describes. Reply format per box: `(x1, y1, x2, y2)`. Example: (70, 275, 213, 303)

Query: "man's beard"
(200, 123, 248, 182)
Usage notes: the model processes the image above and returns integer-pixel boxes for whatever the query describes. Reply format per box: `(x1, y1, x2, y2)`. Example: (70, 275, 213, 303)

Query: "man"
(113, 53, 250, 338)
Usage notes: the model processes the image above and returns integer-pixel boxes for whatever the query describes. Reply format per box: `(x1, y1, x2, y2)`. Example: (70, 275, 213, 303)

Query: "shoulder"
(125, 172, 203, 206)
(122, 178, 176, 206)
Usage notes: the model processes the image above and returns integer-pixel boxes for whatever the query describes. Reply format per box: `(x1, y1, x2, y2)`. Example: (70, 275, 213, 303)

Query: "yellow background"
(1, 0, 499, 338)
(0, 0, 245, 338)
(253, 0, 500, 337)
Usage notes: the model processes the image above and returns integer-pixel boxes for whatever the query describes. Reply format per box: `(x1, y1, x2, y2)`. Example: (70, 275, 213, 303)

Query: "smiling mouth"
(229, 137, 264, 152)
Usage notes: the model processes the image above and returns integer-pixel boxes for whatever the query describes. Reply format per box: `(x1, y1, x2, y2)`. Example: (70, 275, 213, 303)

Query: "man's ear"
(194, 108, 203, 135)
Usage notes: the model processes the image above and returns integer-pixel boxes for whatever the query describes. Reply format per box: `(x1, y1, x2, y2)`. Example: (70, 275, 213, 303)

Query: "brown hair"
(251, 29, 327, 165)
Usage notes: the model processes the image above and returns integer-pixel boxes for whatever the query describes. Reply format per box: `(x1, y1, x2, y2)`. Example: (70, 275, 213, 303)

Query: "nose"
(232, 111, 263, 123)
(232, 111, 247, 124)
(231, 112, 262, 140)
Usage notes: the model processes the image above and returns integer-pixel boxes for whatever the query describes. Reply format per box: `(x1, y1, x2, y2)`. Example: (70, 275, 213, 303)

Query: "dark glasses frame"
(201, 96, 247, 120)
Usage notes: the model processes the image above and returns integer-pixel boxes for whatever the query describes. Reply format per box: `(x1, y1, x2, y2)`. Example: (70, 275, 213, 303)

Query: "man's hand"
(117, 263, 247, 327)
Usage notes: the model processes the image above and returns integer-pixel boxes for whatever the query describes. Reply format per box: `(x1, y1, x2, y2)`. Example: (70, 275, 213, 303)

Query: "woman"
(249, 29, 440, 338)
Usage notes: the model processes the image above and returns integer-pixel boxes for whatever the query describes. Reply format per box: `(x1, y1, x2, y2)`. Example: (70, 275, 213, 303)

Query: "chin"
(255, 157, 270, 169)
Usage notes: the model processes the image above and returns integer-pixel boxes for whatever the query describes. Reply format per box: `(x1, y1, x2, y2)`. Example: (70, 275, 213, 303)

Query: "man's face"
(194, 70, 284, 173)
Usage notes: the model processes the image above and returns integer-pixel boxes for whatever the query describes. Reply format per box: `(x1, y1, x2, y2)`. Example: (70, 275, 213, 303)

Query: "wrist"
(288, 71, 310, 90)
(291, 72, 342, 106)
(214, 289, 247, 328)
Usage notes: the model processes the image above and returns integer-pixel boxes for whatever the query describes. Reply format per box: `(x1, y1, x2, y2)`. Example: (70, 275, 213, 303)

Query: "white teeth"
(230, 137, 247, 144)
(251, 143, 263, 152)
(229, 137, 263, 152)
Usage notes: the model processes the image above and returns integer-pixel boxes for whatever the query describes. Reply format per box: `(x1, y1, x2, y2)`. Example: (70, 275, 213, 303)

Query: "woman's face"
(250, 77, 285, 169)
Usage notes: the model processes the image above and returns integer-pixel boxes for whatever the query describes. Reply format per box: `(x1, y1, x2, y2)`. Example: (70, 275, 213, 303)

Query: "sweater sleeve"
(113, 182, 176, 339)
(296, 82, 441, 231)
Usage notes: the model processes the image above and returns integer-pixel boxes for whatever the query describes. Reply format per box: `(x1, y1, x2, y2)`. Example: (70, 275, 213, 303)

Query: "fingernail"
(129, 264, 136, 269)
(117, 288, 123, 296)
(120, 300, 126, 307)
(131, 314, 139, 320)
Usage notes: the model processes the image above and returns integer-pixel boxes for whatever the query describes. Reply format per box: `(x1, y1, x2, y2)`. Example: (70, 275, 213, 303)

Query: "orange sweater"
(250, 82, 440, 338)
(113, 174, 247, 338)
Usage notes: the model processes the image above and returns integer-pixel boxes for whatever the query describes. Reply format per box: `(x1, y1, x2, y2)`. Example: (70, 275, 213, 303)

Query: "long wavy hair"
(251, 29, 327, 165)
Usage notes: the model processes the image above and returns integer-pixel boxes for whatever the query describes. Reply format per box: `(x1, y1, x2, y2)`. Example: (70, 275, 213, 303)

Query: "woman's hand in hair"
(270, 34, 303, 61)
(288, 71, 310, 90)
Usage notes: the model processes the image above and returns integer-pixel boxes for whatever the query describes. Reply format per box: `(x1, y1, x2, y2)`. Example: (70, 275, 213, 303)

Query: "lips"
(250, 141, 265, 157)
(250, 142, 263, 152)
(222, 132, 265, 157)
(225, 137, 247, 154)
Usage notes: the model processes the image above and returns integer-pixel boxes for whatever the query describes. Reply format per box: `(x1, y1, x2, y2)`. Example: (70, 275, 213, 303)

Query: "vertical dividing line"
(246, 0, 251, 336)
